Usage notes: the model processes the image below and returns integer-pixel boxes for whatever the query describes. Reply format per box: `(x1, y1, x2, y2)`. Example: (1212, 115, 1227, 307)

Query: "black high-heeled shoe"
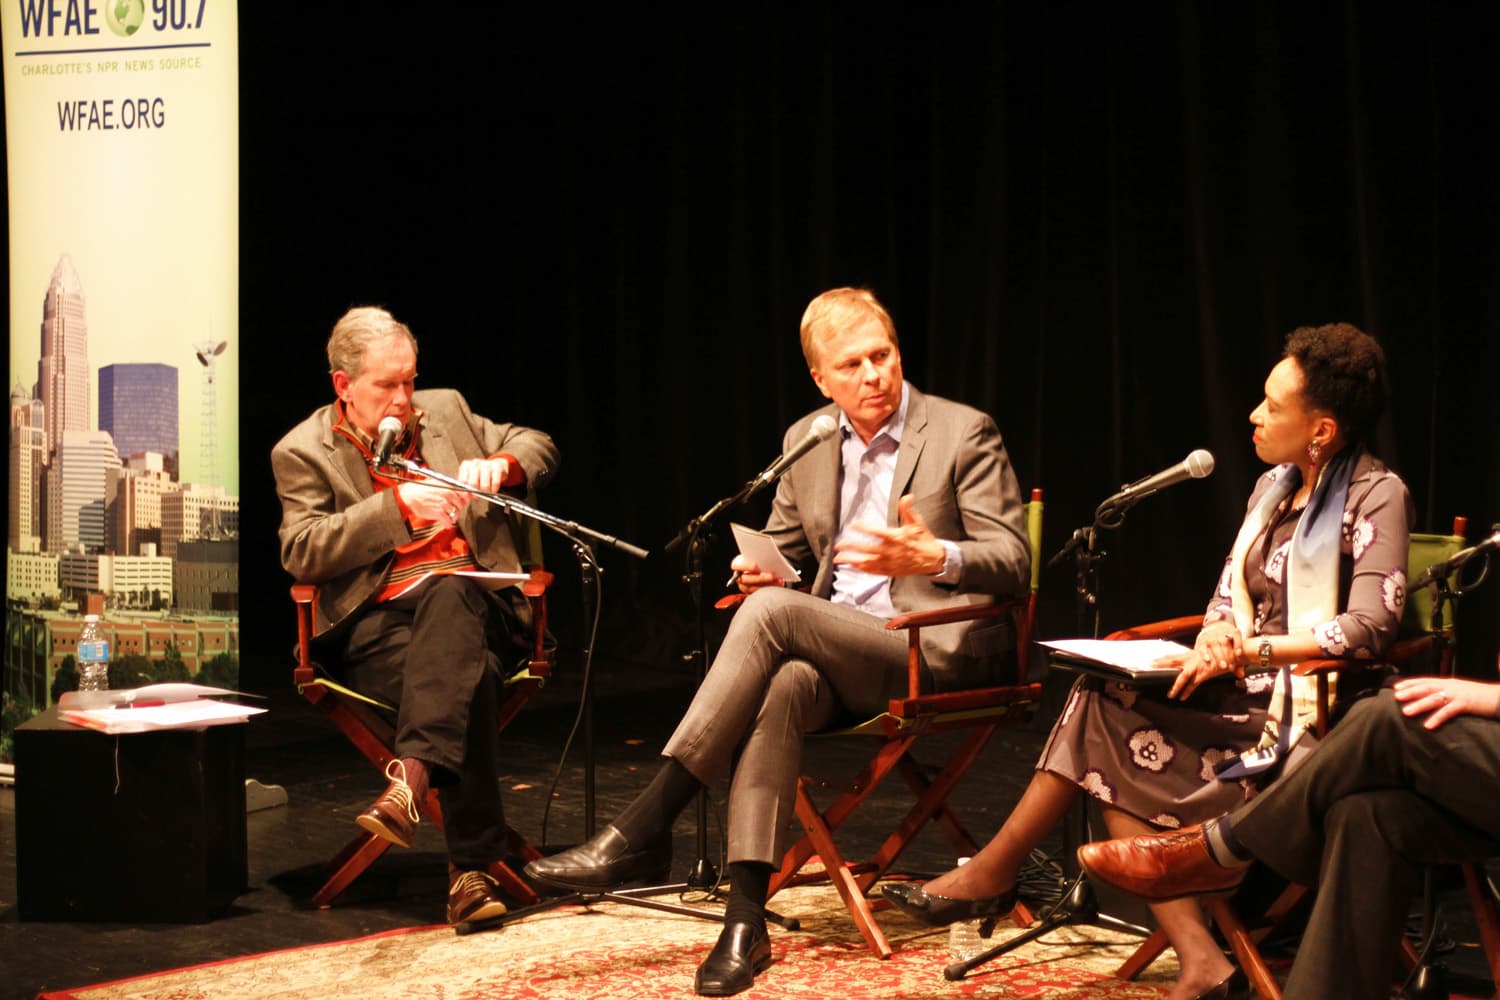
(880, 881, 1017, 928)
(1190, 969, 1249, 1000)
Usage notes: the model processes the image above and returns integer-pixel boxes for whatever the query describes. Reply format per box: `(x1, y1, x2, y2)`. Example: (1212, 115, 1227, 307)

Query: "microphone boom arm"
(381, 456, 649, 560)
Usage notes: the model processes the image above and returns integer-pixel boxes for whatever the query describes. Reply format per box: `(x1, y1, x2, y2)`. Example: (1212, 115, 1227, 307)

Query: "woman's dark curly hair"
(1283, 323, 1387, 446)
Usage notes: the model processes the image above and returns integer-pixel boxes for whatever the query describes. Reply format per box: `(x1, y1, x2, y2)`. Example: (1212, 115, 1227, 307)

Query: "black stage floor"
(1, 664, 1494, 1000)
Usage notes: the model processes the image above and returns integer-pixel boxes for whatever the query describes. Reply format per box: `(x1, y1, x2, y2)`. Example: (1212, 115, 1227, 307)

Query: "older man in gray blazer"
(273, 306, 558, 926)
(527, 287, 1030, 996)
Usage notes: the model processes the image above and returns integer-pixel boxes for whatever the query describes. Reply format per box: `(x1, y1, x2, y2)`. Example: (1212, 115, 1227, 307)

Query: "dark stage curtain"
(235, 4, 1500, 687)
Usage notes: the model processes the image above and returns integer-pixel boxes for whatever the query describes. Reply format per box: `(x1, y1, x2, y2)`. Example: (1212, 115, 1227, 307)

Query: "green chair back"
(1404, 529, 1465, 635)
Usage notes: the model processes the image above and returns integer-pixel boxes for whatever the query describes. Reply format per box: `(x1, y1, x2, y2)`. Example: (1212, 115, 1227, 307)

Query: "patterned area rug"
(39, 885, 1178, 999)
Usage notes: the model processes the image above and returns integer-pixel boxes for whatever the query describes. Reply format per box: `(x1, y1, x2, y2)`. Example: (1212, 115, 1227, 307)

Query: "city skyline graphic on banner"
(9, 252, 239, 571)
(2, 0, 240, 713)
(10, 251, 237, 496)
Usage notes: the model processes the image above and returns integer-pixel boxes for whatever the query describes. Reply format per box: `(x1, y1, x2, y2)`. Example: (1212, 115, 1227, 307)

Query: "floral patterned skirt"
(1036, 673, 1273, 829)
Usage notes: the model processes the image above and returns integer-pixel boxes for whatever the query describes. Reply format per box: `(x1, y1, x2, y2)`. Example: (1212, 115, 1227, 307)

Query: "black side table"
(15, 706, 248, 922)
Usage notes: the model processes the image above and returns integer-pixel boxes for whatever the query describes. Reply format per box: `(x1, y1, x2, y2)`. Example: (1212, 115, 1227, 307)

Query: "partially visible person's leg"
(696, 661, 837, 997)
(721, 657, 840, 865)
(1102, 809, 1235, 1000)
(528, 587, 912, 894)
(340, 576, 516, 921)
(924, 769, 1076, 899)
(1235, 690, 1500, 886)
(1281, 787, 1500, 1000)
(665, 587, 914, 789)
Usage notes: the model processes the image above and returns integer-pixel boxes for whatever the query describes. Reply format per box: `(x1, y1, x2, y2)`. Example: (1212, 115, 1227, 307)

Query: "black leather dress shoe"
(880, 881, 1017, 927)
(523, 824, 670, 892)
(694, 920, 771, 996)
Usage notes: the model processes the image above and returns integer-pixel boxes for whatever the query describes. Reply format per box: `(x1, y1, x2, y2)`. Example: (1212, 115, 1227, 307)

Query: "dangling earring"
(1307, 440, 1322, 469)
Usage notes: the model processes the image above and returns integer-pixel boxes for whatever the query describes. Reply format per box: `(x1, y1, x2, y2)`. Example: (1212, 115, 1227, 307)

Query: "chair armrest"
(886, 596, 1028, 701)
(885, 597, 1023, 631)
(523, 570, 553, 673)
(290, 584, 318, 689)
(1104, 615, 1204, 642)
(1291, 635, 1436, 677)
(1288, 636, 1438, 737)
(523, 569, 553, 598)
(716, 591, 1031, 703)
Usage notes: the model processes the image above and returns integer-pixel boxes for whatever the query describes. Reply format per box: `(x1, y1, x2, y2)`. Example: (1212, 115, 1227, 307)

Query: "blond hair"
(798, 287, 898, 367)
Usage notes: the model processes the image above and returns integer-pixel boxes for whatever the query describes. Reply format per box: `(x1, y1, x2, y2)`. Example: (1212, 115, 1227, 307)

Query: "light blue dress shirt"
(829, 383, 963, 619)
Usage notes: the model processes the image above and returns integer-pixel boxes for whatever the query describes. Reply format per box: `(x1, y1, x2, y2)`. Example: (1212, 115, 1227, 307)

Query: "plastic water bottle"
(948, 856, 987, 963)
(77, 614, 110, 691)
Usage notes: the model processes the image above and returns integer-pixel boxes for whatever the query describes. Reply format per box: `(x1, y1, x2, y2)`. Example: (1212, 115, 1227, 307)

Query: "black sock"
(724, 861, 772, 927)
(612, 757, 702, 847)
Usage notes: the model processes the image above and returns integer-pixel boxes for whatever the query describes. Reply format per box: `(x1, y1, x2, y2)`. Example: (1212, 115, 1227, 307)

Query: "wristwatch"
(1258, 639, 1274, 670)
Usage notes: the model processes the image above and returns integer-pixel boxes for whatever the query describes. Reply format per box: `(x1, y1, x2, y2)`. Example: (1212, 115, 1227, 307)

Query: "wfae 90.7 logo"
(16, 0, 208, 39)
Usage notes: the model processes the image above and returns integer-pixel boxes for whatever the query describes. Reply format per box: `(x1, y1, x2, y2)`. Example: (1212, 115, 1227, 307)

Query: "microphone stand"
(375, 458, 703, 935)
(381, 457, 649, 832)
(948, 495, 1152, 980)
(592, 466, 809, 927)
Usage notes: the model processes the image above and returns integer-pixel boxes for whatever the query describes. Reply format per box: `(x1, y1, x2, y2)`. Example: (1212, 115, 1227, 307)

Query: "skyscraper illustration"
(9, 383, 47, 553)
(58, 430, 120, 553)
(100, 362, 179, 469)
(37, 254, 88, 552)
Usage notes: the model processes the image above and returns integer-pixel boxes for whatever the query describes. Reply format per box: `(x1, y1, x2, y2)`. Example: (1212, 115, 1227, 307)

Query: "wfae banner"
(1, 0, 240, 713)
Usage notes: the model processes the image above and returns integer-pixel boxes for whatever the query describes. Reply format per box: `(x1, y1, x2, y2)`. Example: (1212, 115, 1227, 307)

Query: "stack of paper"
(58, 683, 265, 735)
(1040, 638, 1192, 682)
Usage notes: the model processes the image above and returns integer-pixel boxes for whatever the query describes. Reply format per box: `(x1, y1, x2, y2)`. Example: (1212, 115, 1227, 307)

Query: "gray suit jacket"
(763, 385, 1030, 689)
(271, 388, 560, 637)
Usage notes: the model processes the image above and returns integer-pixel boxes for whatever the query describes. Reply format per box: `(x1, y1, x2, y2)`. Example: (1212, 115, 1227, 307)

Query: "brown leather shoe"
(1077, 823, 1248, 901)
(447, 869, 507, 925)
(355, 759, 420, 848)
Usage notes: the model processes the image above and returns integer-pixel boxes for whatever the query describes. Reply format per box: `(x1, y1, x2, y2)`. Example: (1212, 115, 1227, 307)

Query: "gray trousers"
(663, 586, 929, 864)
(1232, 689, 1500, 1000)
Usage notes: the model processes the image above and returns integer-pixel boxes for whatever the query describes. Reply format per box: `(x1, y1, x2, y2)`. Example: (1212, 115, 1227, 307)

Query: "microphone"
(753, 414, 838, 488)
(1410, 525, 1500, 589)
(373, 415, 403, 468)
(1097, 449, 1215, 514)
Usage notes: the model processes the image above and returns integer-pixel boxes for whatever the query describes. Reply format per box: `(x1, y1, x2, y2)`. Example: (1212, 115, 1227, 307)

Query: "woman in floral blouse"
(885, 323, 1412, 1000)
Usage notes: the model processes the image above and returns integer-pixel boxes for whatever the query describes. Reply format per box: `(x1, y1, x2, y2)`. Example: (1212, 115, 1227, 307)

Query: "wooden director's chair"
(1107, 518, 1473, 1000)
(290, 558, 553, 910)
(758, 488, 1047, 959)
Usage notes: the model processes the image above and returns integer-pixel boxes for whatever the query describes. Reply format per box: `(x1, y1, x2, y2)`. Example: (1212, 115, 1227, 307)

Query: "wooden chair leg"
(1462, 862, 1500, 996)
(1209, 897, 1282, 1000)
(486, 860, 540, 905)
(506, 825, 544, 864)
(869, 723, 999, 888)
(793, 783, 893, 959)
(769, 736, 916, 898)
(314, 832, 394, 908)
(1115, 927, 1170, 980)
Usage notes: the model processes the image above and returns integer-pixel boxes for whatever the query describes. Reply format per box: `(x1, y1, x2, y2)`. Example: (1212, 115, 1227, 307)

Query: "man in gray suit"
(272, 306, 559, 925)
(527, 287, 1030, 996)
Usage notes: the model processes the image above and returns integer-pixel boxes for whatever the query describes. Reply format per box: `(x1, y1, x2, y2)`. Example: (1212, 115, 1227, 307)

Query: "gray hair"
(326, 306, 418, 378)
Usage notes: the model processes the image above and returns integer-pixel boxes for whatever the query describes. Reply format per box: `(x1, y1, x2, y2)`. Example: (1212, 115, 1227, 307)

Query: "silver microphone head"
(1185, 449, 1215, 479)
(810, 413, 838, 441)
